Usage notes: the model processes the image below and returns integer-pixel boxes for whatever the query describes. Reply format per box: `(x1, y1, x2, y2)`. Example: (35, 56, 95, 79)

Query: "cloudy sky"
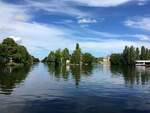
(0, 0, 150, 59)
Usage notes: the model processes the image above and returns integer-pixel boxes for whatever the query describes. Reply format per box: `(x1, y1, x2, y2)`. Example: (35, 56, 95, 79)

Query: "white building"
(135, 60, 150, 66)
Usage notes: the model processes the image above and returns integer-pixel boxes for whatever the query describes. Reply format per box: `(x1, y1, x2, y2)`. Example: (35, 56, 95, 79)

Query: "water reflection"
(1, 63, 150, 113)
(0, 64, 32, 95)
(46, 63, 93, 86)
(110, 65, 150, 86)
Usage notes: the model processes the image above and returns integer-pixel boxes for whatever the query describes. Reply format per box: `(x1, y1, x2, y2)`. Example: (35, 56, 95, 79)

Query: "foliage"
(0, 38, 37, 65)
(111, 45, 150, 65)
(110, 54, 123, 65)
(43, 43, 96, 65)
(54, 49, 62, 65)
(47, 51, 55, 62)
(62, 48, 70, 64)
(71, 43, 81, 64)
(82, 53, 94, 64)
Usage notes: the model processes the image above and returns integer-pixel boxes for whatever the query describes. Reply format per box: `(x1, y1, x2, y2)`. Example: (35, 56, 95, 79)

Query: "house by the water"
(99, 56, 110, 64)
(135, 60, 150, 66)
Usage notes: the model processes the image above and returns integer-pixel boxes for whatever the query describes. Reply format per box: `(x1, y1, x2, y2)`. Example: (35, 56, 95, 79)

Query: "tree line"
(0, 38, 39, 65)
(110, 46, 150, 65)
(42, 43, 96, 65)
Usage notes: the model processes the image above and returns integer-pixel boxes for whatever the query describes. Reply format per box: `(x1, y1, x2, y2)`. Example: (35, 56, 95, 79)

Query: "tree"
(54, 49, 62, 65)
(141, 46, 146, 60)
(110, 54, 123, 65)
(123, 46, 129, 64)
(129, 46, 136, 65)
(135, 47, 140, 60)
(148, 49, 150, 59)
(111, 45, 150, 65)
(2, 38, 17, 46)
(62, 48, 70, 64)
(0, 38, 35, 65)
(47, 51, 55, 62)
(71, 43, 81, 64)
(42, 57, 48, 62)
(145, 48, 149, 60)
(82, 53, 94, 65)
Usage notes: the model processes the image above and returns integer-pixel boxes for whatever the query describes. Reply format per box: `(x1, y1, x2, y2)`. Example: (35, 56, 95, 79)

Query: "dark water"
(0, 63, 150, 113)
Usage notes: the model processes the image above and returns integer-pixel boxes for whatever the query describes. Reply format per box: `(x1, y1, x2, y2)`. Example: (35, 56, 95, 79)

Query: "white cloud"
(8, 36, 22, 44)
(70, 0, 131, 7)
(133, 34, 150, 41)
(138, 0, 148, 5)
(79, 39, 150, 56)
(0, 2, 30, 22)
(24, 0, 144, 19)
(0, 1, 150, 59)
(26, 0, 148, 9)
(26, 0, 89, 17)
(78, 18, 97, 24)
(124, 17, 150, 31)
(0, 1, 75, 58)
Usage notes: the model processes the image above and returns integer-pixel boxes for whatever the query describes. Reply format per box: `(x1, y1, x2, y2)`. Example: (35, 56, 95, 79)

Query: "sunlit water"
(0, 63, 150, 113)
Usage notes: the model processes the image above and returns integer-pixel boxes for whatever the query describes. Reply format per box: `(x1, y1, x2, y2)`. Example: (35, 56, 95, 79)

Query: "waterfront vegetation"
(1, 38, 150, 113)
(1, 38, 150, 67)
(110, 46, 150, 65)
(42, 43, 96, 65)
(0, 38, 39, 66)
(0, 64, 32, 95)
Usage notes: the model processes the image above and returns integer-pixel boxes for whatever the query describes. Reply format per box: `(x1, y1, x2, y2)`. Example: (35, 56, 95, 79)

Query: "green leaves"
(111, 45, 150, 65)
(82, 53, 94, 65)
(43, 43, 96, 65)
(71, 43, 81, 64)
(0, 38, 36, 64)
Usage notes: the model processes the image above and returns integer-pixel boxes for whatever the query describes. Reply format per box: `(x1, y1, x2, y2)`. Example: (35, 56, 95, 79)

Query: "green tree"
(2, 38, 17, 46)
(62, 48, 70, 64)
(123, 46, 129, 64)
(111, 45, 150, 65)
(55, 49, 62, 65)
(82, 53, 94, 65)
(0, 38, 35, 65)
(141, 46, 146, 60)
(135, 47, 140, 60)
(110, 54, 123, 65)
(71, 43, 81, 64)
(47, 51, 55, 62)
(129, 46, 136, 65)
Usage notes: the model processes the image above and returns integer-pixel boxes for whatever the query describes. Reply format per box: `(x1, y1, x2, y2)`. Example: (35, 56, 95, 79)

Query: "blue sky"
(0, 0, 150, 59)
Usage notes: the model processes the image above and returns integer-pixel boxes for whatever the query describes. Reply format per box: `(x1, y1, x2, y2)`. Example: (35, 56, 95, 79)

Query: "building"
(103, 56, 110, 63)
(66, 59, 70, 65)
(99, 56, 110, 64)
(135, 60, 150, 66)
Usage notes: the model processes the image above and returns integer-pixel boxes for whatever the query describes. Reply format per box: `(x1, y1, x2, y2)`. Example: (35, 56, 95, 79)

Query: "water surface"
(0, 63, 150, 113)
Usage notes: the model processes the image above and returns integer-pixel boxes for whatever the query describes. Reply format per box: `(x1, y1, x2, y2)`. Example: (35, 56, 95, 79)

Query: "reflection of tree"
(0, 65, 32, 95)
(70, 65, 81, 86)
(47, 63, 69, 80)
(46, 63, 94, 86)
(110, 65, 150, 85)
(71, 65, 93, 86)
(82, 64, 93, 75)
(62, 65, 70, 80)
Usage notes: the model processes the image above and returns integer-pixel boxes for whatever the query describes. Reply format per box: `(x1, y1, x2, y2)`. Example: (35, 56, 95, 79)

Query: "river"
(0, 63, 150, 113)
